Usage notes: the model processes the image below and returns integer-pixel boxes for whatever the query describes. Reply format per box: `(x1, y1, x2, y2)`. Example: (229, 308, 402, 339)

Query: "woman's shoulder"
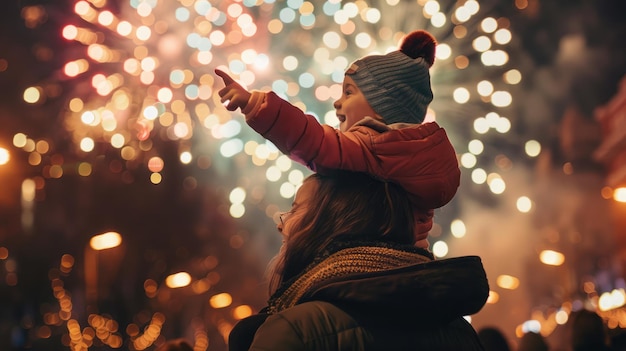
(268, 300, 362, 333)
(250, 301, 370, 351)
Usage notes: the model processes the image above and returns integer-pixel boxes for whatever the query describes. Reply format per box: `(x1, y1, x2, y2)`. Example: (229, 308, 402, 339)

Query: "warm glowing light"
(481, 17, 497, 33)
(525, 140, 541, 157)
(209, 293, 232, 308)
(432, 241, 449, 258)
(599, 289, 626, 311)
(147, 157, 164, 173)
(233, 305, 253, 320)
(453, 87, 470, 103)
(504, 69, 522, 84)
(150, 172, 162, 184)
(80, 138, 95, 152)
(450, 219, 466, 238)
(614, 188, 626, 203)
(521, 320, 541, 334)
(230, 187, 246, 204)
(21, 179, 36, 202)
(516, 196, 532, 213)
(496, 274, 519, 290)
(486, 290, 499, 304)
(165, 272, 192, 288)
(13, 133, 27, 148)
(468, 139, 484, 154)
(471, 168, 487, 184)
(180, 151, 192, 164)
(555, 310, 569, 325)
(539, 250, 565, 266)
(90, 232, 122, 250)
(23, 86, 41, 103)
(0, 148, 9, 165)
(230, 203, 245, 218)
(460, 153, 476, 168)
(279, 182, 296, 198)
(488, 177, 506, 194)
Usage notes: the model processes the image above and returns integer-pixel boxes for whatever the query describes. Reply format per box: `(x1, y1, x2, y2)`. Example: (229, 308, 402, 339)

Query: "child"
(216, 30, 460, 248)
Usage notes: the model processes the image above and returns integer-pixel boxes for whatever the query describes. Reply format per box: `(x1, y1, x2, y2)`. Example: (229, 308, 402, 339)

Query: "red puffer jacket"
(243, 91, 461, 245)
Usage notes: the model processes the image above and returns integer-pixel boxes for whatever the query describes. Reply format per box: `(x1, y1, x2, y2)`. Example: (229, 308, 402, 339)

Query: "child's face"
(334, 75, 380, 131)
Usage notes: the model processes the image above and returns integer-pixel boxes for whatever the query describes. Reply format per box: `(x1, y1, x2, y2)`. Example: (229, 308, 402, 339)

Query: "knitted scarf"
(266, 242, 432, 314)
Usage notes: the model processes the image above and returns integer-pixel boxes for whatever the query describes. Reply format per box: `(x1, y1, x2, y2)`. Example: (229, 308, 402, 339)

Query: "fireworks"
(16, 0, 528, 225)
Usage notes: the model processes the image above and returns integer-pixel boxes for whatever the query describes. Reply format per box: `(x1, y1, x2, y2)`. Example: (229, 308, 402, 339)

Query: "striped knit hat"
(346, 30, 436, 125)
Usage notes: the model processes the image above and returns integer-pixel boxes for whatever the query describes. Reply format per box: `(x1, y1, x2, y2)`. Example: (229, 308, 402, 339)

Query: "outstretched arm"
(214, 69, 377, 173)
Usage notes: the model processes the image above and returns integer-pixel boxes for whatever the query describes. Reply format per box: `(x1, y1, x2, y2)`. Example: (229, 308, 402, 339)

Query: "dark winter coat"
(232, 242, 489, 351)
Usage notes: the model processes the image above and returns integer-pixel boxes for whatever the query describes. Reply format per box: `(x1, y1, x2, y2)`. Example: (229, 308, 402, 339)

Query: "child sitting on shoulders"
(216, 30, 459, 249)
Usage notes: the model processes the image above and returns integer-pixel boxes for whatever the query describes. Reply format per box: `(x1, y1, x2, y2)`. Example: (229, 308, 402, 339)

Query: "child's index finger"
(215, 69, 235, 85)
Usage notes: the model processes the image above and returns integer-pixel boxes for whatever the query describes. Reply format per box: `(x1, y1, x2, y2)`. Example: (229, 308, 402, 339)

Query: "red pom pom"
(400, 30, 437, 67)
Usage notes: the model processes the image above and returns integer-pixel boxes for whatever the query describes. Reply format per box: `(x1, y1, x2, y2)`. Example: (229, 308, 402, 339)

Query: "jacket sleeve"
(248, 314, 306, 351)
(248, 301, 367, 351)
(245, 92, 382, 174)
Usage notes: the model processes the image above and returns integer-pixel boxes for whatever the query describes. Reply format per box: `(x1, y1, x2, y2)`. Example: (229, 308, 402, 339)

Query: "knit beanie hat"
(346, 30, 436, 125)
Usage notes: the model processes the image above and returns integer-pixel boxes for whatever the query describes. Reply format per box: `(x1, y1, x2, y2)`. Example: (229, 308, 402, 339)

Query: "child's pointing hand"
(215, 69, 251, 112)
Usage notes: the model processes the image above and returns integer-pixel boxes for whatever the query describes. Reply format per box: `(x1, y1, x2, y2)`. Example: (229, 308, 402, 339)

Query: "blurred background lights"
(476, 80, 494, 96)
(279, 182, 296, 199)
(12, 133, 28, 148)
(491, 91, 512, 107)
(598, 289, 626, 311)
(504, 69, 522, 84)
(80, 138, 95, 152)
(555, 309, 569, 325)
(432, 241, 449, 258)
(471, 168, 487, 184)
(516, 196, 532, 213)
(229, 203, 245, 218)
(265, 166, 282, 182)
(460, 153, 477, 168)
(229, 187, 246, 204)
(232, 305, 253, 320)
(488, 175, 506, 194)
(450, 219, 466, 238)
(89, 231, 122, 251)
(147, 156, 164, 173)
(494, 29, 512, 45)
(481, 17, 497, 32)
(497, 274, 520, 290)
(525, 140, 541, 157)
(473, 117, 490, 134)
(539, 250, 565, 266)
(209, 293, 232, 309)
(521, 319, 542, 334)
(486, 291, 499, 304)
(179, 151, 192, 164)
(453, 87, 470, 104)
(435, 43, 451, 59)
(0, 147, 9, 165)
(614, 187, 626, 203)
(468, 139, 484, 154)
(23, 86, 41, 103)
(165, 272, 192, 288)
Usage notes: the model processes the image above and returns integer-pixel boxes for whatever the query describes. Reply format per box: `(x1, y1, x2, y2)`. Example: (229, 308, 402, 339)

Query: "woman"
(231, 171, 489, 350)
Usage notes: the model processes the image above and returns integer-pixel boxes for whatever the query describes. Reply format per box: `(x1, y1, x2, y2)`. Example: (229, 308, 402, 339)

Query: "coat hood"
(305, 255, 489, 326)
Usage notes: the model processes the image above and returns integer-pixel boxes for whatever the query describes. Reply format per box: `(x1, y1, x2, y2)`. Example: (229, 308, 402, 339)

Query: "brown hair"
(269, 171, 415, 293)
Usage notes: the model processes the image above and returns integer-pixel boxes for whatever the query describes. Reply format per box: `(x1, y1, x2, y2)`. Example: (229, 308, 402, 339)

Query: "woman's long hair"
(269, 170, 415, 294)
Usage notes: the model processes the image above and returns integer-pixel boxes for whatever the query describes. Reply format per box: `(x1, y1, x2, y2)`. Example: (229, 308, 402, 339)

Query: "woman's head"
(269, 171, 415, 292)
